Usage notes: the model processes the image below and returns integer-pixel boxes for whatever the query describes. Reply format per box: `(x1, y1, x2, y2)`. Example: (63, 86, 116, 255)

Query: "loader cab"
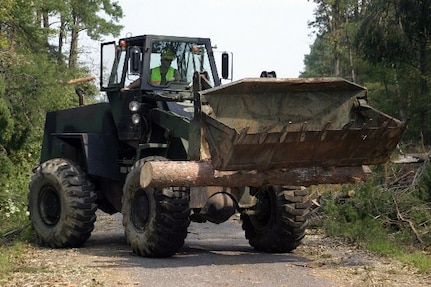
(100, 35, 222, 93)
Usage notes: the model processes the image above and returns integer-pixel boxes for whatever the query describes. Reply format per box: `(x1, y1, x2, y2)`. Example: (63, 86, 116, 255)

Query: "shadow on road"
(78, 212, 311, 269)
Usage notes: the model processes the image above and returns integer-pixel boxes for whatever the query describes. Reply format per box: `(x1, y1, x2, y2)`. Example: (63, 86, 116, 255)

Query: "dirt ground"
(1, 212, 430, 287)
(296, 229, 431, 286)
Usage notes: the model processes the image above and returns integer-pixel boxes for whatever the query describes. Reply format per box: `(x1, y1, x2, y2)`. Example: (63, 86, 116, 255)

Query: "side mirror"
(129, 46, 141, 74)
(221, 52, 229, 79)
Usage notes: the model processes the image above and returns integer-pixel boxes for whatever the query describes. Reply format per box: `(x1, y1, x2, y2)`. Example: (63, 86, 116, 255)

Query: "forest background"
(1, 0, 431, 273)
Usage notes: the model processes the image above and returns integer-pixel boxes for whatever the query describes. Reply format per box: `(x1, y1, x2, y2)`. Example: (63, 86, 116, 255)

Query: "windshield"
(149, 40, 215, 87)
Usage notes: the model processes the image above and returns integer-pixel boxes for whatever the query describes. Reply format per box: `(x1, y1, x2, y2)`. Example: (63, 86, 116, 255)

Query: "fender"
(40, 103, 122, 180)
(44, 133, 121, 181)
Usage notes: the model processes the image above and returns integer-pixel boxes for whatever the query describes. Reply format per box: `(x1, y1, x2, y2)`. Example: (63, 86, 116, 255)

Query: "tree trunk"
(68, 14, 79, 69)
(140, 161, 369, 188)
(418, 37, 430, 144)
(58, 17, 65, 64)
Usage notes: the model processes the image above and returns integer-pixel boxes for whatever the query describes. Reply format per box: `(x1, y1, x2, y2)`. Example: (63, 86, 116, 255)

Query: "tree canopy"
(0, 0, 123, 224)
(303, 0, 431, 145)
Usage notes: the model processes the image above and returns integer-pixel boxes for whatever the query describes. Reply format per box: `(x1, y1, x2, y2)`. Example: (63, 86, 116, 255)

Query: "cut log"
(140, 161, 369, 188)
(67, 76, 96, 85)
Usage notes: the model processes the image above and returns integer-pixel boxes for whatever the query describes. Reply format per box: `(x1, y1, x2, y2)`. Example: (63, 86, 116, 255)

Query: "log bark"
(67, 76, 96, 85)
(140, 161, 369, 188)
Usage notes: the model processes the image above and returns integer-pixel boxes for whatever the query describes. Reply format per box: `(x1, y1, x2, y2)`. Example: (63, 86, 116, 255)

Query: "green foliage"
(60, 0, 123, 68)
(0, 185, 30, 235)
(418, 163, 431, 201)
(322, 182, 395, 242)
(320, 166, 431, 272)
(399, 252, 431, 274)
(0, 0, 123, 238)
(0, 242, 28, 280)
(355, 1, 411, 66)
(0, 97, 14, 146)
(73, 0, 124, 40)
(322, 178, 431, 243)
(301, 36, 334, 77)
(366, 237, 403, 257)
(305, 0, 431, 144)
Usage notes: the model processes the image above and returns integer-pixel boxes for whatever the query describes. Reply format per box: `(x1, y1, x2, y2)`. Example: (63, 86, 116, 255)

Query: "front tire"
(122, 157, 190, 257)
(241, 186, 310, 253)
(28, 158, 97, 248)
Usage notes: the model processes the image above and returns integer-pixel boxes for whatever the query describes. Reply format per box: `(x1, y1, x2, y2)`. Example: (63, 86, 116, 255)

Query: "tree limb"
(392, 193, 424, 244)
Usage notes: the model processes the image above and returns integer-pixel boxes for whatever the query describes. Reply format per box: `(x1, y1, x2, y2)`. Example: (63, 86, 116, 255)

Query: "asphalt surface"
(77, 212, 338, 287)
(4, 211, 430, 286)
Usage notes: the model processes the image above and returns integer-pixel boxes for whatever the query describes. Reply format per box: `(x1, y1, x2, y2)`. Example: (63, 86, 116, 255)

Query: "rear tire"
(122, 157, 190, 257)
(241, 186, 310, 253)
(28, 158, 97, 248)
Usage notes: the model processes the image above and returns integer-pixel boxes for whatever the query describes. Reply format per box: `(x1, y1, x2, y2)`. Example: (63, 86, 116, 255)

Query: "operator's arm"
(121, 79, 140, 92)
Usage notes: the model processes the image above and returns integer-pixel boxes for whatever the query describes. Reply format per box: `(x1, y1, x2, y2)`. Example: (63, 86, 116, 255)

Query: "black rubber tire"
(122, 157, 190, 257)
(28, 158, 97, 248)
(241, 186, 310, 253)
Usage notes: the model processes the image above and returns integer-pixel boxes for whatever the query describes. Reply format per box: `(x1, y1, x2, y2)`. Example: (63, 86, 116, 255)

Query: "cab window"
(149, 40, 215, 87)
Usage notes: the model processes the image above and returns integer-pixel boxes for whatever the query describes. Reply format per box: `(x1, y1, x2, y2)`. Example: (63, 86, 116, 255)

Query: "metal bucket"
(200, 77, 407, 171)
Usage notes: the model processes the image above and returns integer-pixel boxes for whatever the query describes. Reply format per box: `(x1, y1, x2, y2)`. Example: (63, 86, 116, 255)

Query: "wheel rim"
(131, 187, 150, 231)
(38, 185, 61, 226)
(250, 187, 275, 230)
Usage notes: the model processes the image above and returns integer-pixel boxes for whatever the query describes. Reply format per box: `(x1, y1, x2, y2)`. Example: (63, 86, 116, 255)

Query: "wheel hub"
(250, 188, 274, 229)
(131, 188, 150, 230)
(38, 185, 61, 226)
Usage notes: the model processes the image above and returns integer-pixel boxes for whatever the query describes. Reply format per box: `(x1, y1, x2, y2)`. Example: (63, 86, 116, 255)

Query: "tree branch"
(392, 193, 424, 244)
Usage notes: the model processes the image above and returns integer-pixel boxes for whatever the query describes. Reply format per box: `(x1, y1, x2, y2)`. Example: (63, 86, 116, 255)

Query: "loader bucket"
(199, 77, 407, 171)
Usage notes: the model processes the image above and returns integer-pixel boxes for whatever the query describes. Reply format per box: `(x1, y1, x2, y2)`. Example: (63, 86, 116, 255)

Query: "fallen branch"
(66, 76, 96, 85)
(388, 170, 415, 187)
(392, 194, 424, 244)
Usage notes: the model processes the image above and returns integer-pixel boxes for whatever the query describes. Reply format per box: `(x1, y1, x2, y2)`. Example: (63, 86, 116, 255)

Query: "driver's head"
(161, 48, 175, 61)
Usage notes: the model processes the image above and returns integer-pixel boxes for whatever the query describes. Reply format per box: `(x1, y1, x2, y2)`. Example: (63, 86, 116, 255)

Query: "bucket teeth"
(234, 126, 250, 145)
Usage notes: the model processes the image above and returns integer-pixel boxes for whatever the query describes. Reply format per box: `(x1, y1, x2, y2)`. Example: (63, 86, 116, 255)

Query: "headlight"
(129, 101, 140, 112)
(131, 114, 141, 125)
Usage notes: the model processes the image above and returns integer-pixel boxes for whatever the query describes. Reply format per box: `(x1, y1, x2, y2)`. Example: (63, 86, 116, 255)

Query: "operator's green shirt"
(150, 66, 176, 85)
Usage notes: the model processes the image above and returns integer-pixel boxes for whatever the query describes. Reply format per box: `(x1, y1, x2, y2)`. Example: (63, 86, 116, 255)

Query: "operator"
(150, 48, 180, 85)
(121, 48, 180, 92)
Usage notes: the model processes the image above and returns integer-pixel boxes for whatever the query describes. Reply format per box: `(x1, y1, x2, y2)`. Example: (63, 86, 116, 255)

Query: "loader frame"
(29, 34, 407, 258)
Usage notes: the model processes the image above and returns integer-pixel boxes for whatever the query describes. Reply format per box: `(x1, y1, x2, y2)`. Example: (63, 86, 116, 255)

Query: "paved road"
(77, 212, 337, 287)
(5, 211, 430, 287)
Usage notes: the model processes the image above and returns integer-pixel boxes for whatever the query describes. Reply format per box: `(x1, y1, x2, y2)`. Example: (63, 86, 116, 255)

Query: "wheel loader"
(28, 34, 407, 257)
